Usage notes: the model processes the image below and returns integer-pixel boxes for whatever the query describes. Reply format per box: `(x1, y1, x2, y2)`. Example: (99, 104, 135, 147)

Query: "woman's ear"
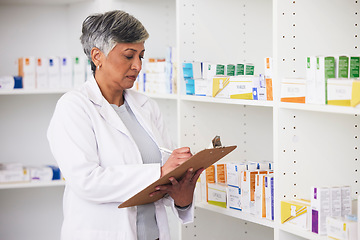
(91, 47, 103, 68)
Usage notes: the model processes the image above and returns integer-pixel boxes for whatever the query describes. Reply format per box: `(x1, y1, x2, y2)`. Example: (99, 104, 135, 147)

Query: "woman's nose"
(131, 58, 142, 71)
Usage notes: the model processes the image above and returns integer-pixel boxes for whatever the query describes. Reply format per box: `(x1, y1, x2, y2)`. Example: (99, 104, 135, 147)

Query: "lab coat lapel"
(99, 103, 132, 137)
(86, 78, 132, 137)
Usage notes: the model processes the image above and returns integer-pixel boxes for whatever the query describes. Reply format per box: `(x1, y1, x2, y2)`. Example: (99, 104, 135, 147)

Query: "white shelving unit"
(0, 180, 65, 190)
(177, 0, 360, 240)
(1, 0, 359, 239)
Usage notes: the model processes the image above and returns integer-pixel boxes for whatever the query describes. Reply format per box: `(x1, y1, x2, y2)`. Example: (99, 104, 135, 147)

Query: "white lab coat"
(47, 78, 194, 240)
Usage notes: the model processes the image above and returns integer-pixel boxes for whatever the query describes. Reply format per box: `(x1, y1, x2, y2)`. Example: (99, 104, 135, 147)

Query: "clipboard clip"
(212, 135, 222, 148)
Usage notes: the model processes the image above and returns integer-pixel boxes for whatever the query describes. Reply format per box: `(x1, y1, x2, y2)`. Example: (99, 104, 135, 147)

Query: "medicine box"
(336, 55, 349, 78)
(227, 64, 235, 76)
(0, 76, 15, 90)
(216, 64, 225, 75)
(327, 79, 360, 107)
(236, 63, 245, 76)
(280, 78, 306, 103)
(306, 56, 317, 104)
(206, 165, 216, 184)
(240, 171, 251, 213)
(194, 78, 207, 96)
(241, 170, 268, 214)
(327, 79, 353, 106)
(330, 187, 342, 217)
(264, 57, 273, 101)
(48, 57, 61, 89)
(245, 64, 255, 75)
(18, 57, 36, 89)
(0, 168, 30, 183)
(207, 183, 227, 208)
(60, 56, 73, 89)
(203, 62, 216, 80)
(206, 165, 216, 202)
(264, 57, 273, 78)
(341, 186, 352, 217)
(227, 185, 241, 211)
(258, 75, 267, 101)
(349, 56, 360, 78)
(255, 173, 267, 218)
(228, 76, 256, 100)
(182, 63, 195, 95)
(35, 57, 48, 89)
(265, 174, 274, 220)
(281, 199, 311, 230)
(215, 163, 227, 184)
(311, 186, 331, 235)
(226, 163, 246, 188)
(316, 56, 336, 104)
(212, 76, 258, 99)
(212, 76, 230, 98)
(326, 216, 357, 240)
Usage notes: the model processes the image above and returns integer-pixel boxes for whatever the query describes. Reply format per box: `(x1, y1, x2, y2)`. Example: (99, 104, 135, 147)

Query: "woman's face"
(100, 42, 145, 91)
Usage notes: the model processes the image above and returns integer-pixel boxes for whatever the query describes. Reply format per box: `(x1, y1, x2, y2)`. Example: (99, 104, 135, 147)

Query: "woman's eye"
(125, 55, 133, 60)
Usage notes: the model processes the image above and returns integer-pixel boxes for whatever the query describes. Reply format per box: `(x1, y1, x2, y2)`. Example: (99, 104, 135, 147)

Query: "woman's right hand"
(160, 147, 192, 177)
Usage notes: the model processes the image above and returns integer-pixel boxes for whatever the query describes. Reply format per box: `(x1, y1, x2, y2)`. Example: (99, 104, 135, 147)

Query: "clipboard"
(118, 145, 237, 208)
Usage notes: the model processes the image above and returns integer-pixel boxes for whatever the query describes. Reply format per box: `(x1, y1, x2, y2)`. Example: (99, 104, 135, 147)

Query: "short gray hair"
(80, 10, 149, 73)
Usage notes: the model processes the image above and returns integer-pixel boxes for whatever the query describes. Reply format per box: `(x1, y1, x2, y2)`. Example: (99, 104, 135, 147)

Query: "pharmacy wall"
(0, 0, 359, 240)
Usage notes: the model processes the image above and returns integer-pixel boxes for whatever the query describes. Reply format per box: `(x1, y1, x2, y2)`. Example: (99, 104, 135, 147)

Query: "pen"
(159, 147, 173, 154)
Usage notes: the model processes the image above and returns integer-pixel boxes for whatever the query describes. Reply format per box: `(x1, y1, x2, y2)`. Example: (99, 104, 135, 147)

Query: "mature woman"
(47, 10, 202, 240)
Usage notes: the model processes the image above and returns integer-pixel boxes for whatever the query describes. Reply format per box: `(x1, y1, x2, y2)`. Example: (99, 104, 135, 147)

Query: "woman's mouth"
(127, 75, 136, 81)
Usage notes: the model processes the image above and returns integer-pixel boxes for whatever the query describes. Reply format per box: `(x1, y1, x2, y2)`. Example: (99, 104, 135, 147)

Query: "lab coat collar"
(83, 78, 154, 142)
(83, 78, 131, 136)
(84, 77, 148, 109)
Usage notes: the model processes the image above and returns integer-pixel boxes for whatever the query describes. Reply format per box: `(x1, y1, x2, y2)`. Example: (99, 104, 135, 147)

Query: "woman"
(47, 10, 202, 240)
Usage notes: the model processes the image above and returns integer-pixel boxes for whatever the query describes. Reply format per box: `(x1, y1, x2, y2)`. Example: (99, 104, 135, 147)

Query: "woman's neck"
(95, 77, 124, 106)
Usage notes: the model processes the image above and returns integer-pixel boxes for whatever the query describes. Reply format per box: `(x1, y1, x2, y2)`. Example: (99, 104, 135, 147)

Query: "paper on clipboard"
(118, 145, 237, 208)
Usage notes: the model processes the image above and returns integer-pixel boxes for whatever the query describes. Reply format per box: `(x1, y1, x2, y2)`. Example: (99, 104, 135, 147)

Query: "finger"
(149, 190, 167, 198)
(182, 168, 194, 182)
(173, 147, 191, 154)
(174, 153, 192, 159)
(169, 177, 179, 187)
(149, 185, 171, 197)
(191, 168, 204, 183)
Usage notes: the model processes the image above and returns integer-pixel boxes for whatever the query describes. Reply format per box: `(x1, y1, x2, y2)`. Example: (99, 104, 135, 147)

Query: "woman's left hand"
(149, 167, 204, 207)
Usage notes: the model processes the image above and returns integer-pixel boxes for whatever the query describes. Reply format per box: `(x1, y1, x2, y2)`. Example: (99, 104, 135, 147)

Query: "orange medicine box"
(206, 165, 215, 202)
(281, 78, 306, 103)
(206, 165, 215, 184)
(216, 163, 227, 184)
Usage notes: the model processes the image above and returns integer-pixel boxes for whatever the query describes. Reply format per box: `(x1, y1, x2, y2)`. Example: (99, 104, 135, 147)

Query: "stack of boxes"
(134, 46, 176, 94)
(14, 56, 90, 90)
(198, 161, 274, 220)
(280, 185, 356, 239)
(182, 58, 273, 101)
(0, 162, 62, 183)
(281, 55, 360, 107)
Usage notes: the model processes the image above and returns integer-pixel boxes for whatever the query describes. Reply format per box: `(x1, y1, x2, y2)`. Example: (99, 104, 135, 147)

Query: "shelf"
(279, 102, 360, 115)
(195, 202, 275, 229)
(0, 180, 65, 189)
(279, 224, 327, 240)
(180, 95, 274, 107)
(0, 0, 93, 5)
(0, 89, 70, 95)
(142, 92, 177, 100)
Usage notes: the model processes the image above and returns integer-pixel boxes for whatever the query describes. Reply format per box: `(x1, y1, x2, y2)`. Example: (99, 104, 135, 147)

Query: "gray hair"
(80, 10, 149, 73)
